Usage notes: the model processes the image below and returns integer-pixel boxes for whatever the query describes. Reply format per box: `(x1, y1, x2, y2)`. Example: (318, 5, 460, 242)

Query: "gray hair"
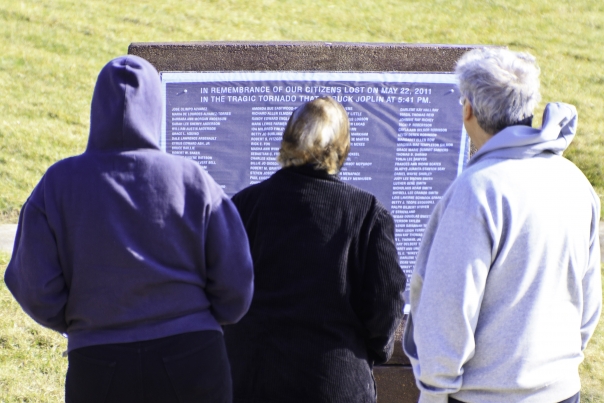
(278, 96, 350, 174)
(456, 48, 541, 135)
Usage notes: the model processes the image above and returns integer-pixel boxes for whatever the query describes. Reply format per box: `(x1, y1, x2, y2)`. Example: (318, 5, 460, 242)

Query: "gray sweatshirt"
(403, 103, 601, 403)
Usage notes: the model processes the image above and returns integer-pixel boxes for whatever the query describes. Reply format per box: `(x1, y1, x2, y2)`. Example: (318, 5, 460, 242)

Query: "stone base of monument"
(374, 366, 419, 403)
(374, 316, 420, 403)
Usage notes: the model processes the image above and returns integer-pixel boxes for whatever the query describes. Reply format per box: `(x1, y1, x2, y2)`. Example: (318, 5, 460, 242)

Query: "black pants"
(66, 330, 231, 403)
(449, 391, 580, 403)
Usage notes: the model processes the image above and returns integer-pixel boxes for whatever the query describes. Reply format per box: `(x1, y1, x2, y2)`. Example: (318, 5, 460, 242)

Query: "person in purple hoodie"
(4, 55, 254, 403)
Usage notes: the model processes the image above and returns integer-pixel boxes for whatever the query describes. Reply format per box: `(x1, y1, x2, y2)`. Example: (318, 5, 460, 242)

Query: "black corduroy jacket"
(224, 164, 406, 403)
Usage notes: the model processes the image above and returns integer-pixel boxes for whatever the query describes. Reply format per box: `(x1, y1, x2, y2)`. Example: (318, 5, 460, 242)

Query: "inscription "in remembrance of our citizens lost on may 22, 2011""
(160, 71, 469, 283)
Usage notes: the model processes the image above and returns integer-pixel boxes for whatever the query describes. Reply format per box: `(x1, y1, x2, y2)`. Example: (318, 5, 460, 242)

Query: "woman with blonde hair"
(224, 96, 406, 403)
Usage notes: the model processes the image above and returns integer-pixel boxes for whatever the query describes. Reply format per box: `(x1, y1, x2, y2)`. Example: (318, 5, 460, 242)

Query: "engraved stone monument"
(128, 41, 479, 403)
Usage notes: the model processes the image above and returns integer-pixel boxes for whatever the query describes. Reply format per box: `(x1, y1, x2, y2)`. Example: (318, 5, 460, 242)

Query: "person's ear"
(463, 101, 474, 122)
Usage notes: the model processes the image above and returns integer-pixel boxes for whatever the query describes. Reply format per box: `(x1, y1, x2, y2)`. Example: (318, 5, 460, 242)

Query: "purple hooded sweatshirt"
(5, 55, 254, 352)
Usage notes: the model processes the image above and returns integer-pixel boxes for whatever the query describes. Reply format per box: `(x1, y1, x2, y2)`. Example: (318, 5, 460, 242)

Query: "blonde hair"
(277, 96, 350, 174)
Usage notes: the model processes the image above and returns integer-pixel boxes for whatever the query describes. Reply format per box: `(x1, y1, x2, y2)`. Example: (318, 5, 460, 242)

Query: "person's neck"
(463, 103, 494, 151)
(466, 119, 493, 150)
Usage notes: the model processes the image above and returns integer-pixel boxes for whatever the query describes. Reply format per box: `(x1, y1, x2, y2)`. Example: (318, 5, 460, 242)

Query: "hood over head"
(87, 55, 162, 152)
(468, 102, 577, 167)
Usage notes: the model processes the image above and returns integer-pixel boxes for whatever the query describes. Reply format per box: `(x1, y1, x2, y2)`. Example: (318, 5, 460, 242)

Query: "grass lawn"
(1, 252, 67, 402)
(1, 0, 603, 400)
(0, 0, 603, 221)
(1, 252, 603, 401)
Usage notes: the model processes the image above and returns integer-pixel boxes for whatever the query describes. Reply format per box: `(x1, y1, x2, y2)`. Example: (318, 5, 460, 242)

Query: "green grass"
(0, 0, 604, 221)
(0, 252, 67, 402)
(580, 267, 604, 402)
(0, 1, 603, 398)
(1, 254, 603, 401)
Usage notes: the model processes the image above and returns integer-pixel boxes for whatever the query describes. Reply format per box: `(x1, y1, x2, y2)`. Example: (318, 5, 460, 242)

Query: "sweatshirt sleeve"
(403, 192, 492, 403)
(4, 182, 69, 334)
(581, 195, 602, 351)
(204, 195, 254, 325)
(359, 207, 407, 365)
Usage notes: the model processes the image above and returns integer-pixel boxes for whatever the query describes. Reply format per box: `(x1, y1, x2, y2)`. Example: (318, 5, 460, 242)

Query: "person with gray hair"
(456, 48, 541, 137)
(224, 96, 407, 403)
(403, 48, 601, 403)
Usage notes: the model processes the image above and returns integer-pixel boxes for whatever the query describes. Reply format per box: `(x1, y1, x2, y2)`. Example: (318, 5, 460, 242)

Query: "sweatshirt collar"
(468, 102, 577, 167)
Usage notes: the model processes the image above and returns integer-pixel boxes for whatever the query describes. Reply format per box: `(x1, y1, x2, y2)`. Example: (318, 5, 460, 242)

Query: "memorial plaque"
(160, 71, 469, 281)
(130, 42, 482, 403)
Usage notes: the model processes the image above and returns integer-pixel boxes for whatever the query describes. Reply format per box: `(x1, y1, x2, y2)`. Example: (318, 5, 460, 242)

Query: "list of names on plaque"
(161, 72, 468, 281)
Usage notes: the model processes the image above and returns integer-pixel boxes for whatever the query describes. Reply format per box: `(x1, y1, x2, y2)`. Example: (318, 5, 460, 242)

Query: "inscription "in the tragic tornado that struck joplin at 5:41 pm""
(162, 72, 468, 283)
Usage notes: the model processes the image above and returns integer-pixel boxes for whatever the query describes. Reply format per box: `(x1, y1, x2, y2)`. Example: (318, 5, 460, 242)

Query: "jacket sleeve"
(359, 207, 407, 365)
(4, 182, 69, 334)
(204, 195, 254, 325)
(581, 195, 602, 351)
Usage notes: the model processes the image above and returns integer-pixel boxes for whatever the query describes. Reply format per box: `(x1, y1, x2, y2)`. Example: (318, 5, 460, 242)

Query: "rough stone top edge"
(128, 41, 493, 51)
(127, 42, 502, 73)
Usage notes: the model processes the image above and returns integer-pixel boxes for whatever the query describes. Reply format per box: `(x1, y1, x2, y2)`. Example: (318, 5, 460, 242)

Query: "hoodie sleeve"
(581, 193, 602, 351)
(4, 180, 69, 334)
(403, 187, 492, 403)
(204, 194, 254, 325)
